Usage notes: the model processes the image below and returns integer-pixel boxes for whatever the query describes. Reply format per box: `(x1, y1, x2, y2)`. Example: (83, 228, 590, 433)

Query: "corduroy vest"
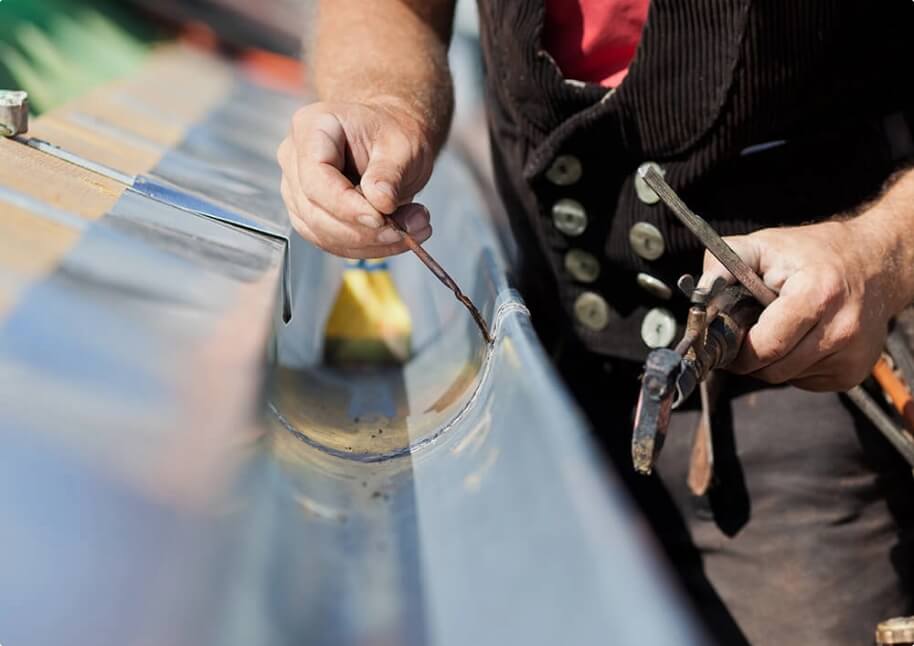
(477, 0, 914, 362)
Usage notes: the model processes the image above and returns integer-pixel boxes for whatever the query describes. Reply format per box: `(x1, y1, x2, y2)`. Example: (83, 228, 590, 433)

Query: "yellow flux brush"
(323, 259, 412, 364)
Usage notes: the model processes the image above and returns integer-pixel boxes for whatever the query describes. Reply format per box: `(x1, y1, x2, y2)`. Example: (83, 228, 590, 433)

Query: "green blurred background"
(0, 0, 158, 114)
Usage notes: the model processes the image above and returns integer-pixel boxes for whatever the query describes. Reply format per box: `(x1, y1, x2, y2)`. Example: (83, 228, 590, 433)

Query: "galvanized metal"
(0, 63, 705, 646)
(21, 136, 137, 185)
(12, 133, 294, 322)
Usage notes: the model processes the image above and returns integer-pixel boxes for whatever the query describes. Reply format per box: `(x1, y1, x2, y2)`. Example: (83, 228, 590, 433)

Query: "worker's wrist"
(846, 204, 914, 316)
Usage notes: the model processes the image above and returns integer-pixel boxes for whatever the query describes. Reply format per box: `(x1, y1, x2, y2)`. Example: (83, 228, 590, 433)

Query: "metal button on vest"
(641, 307, 677, 348)
(552, 198, 588, 236)
(546, 155, 583, 186)
(564, 249, 600, 283)
(574, 292, 610, 331)
(634, 162, 664, 204)
(629, 222, 665, 261)
(636, 273, 673, 300)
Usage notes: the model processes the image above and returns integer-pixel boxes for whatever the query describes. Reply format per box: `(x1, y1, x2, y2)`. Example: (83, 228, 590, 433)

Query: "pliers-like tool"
(631, 165, 914, 477)
(632, 277, 762, 475)
(630, 165, 777, 476)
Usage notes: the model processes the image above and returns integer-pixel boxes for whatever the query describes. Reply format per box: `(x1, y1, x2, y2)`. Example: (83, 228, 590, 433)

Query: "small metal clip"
(0, 90, 29, 137)
(678, 274, 726, 305)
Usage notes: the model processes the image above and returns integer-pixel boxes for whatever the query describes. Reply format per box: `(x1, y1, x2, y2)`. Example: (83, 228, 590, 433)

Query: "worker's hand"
(700, 218, 908, 391)
(277, 98, 435, 258)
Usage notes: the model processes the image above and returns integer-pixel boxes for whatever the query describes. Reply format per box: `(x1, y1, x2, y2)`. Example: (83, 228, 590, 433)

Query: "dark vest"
(477, 0, 914, 362)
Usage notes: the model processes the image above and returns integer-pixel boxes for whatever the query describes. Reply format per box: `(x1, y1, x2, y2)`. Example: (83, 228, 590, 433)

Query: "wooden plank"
(27, 115, 163, 177)
(0, 43, 235, 317)
(0, 138, 124, 219)
(29, 43, 234, 174)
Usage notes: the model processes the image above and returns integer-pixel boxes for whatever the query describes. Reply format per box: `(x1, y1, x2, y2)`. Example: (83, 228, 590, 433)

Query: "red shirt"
(543, 0, 650, 88)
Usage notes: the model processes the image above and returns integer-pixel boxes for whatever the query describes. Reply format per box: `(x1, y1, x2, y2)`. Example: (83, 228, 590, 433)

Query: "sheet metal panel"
(0, 59, 707, 646)
(269, 152, 707, 645)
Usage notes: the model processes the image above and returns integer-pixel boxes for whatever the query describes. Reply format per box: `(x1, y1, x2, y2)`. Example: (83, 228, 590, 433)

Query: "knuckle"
(819, 268, 846, 304)
(829, 315, 862, 348)
(810, 294, 830, 320)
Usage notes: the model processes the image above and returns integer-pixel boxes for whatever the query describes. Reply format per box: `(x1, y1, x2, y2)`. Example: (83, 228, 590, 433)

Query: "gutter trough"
(0, 47, 706, 646)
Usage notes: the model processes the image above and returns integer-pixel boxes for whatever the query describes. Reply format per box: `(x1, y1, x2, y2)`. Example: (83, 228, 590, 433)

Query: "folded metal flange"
(12, 134, 294, 323)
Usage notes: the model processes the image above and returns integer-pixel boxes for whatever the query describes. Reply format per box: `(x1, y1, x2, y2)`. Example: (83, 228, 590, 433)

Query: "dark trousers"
(553, 339, 914, 645)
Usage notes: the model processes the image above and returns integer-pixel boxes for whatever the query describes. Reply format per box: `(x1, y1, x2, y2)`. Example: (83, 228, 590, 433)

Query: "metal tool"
(639, 164, 776, 307)
(351, 185, 492, 345)
(632, 276, 762, 474)
(632, 166, 914, 475)
(385, 214, 492, 344)
(8, 134, 296, 322)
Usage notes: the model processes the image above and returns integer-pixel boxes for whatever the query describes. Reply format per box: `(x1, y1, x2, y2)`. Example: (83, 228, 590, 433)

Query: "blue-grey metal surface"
(0, 66, 707, 646)
(268, 152, 707, 646)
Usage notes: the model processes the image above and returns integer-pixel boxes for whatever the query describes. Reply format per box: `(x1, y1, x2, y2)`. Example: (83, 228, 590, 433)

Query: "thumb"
(697, 235, 763, 290)
(359, 141, 411, 215)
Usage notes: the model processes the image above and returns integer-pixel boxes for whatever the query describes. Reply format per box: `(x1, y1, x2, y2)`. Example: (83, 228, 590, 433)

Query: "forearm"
(308, 0, 456, 152)
(846, 168, 914, 316)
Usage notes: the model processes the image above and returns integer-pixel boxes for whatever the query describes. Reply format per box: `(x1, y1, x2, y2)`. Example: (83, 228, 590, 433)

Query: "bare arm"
(278, 0, 457, 258)
(310, 0, 456, 151)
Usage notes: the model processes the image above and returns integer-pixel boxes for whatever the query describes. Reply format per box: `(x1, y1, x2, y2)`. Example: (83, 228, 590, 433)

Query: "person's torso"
(477, 0, 914, 361)
(542, 0, 650, 88)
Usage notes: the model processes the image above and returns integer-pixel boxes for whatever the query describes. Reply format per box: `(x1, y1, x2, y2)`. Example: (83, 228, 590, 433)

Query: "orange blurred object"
(240, 49, 305, 93)
(872, 355, 914, 433)
(179, 21, 221, 51)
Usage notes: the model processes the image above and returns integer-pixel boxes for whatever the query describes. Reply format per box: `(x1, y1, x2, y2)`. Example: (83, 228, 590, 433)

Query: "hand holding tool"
(632, 166, 914, 475)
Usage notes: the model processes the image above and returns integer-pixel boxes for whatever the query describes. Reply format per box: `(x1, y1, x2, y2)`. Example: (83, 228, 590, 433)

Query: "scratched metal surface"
(0, 71, 706, 646)
(148, 78, 298, 233)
